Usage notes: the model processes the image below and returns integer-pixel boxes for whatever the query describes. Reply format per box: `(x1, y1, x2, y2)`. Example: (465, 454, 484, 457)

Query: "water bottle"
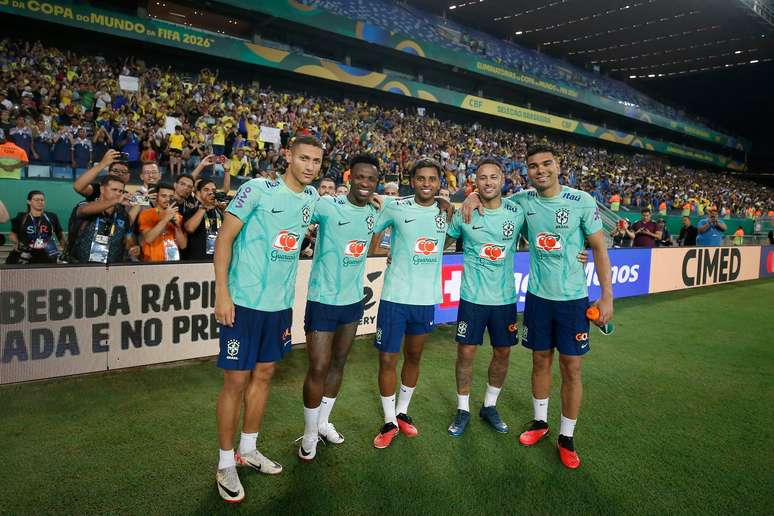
(585, 305, 614, 335)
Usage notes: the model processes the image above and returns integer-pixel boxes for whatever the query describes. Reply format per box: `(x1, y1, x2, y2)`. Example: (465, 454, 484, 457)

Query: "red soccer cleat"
(373, 422, 399, 449)
(557, 436, 581, 469)
(396, 413, 419, 437)
(519, 420, 549, 446)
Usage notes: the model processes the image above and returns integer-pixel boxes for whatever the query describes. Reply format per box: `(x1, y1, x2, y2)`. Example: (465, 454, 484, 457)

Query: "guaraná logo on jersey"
(536, 232, 562, 251)
(345, 240, 367, 258)
(479, 243, 506, 261)
(273, 230, 300, 252)
(414, 238, 438, 255)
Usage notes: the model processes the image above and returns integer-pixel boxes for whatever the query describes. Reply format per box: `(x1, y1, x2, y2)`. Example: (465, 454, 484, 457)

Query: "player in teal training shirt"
(464, 143, 613, 469)
(212, 136, 322, 503)
(297, 154, 381, 460)
(371, 157, 448, 449)
(445, 158, 589, 438)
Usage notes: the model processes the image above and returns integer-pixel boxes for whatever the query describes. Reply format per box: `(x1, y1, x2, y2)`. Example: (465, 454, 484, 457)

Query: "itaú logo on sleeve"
(535, 232, 562, 251)
(479, 243, 506, 261)
(414, 238, 438, 255)
(272, 230, 300, 252)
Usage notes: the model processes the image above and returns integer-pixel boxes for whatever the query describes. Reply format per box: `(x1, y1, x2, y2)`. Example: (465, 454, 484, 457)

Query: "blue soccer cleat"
(479, 405, 509, 433)
(448, 409, 471, 437)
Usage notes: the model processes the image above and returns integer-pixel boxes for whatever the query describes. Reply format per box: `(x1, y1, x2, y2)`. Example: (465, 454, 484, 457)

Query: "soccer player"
(463, 144, 613, 469)
(371, 157, 448, 449)
(298, 154, 381, 460)
(445, 158, 589, 437)
(213, 136, 322, 502)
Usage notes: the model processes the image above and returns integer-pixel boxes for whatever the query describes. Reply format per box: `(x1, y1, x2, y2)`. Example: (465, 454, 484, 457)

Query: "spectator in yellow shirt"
(230, 147, 252, 177)
(167, 125, 185, 177)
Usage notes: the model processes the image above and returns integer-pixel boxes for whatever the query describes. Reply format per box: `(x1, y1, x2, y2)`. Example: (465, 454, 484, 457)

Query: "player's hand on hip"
(215, 293, 235, 327)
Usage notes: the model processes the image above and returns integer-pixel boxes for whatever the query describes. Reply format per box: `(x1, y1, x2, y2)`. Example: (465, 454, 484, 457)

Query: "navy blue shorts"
(304, 300, 364, 333)
(522, 291, 590, 356)
(217, 304, 293, 369)
(455, 299, 518, 347)
(374, 300, 435, 354)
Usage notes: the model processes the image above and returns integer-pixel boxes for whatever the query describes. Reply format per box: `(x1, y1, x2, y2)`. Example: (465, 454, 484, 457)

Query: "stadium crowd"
(0, 37, 772, 265)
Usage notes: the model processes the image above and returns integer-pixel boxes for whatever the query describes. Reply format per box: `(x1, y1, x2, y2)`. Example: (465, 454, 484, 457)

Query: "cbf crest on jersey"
(555, 208, 569, 228)
(435, 213, 447, 232)
(366, 214, 375, 233)
(503, 220, 515, 239)
(302, 205, 312, 225)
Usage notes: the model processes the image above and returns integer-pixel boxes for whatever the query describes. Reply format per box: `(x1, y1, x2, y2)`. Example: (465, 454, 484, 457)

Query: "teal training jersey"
(447, 202, 525, 305)
(374, 198, 447, 306)
(506, 186, 603, 301)
(307, 195, 378, 306)
(226, 177, 319, 311)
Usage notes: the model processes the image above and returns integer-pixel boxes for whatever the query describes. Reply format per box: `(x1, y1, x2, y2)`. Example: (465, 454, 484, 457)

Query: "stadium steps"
(595, 201, 622, 246)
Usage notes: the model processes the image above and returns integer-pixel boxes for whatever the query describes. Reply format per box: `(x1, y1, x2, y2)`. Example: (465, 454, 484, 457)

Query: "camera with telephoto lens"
(214, 191, 231, 203)
(116, 152, 131, 163)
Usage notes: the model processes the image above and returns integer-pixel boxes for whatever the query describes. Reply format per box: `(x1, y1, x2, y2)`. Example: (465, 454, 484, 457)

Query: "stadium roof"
(409, 0, 774, 81)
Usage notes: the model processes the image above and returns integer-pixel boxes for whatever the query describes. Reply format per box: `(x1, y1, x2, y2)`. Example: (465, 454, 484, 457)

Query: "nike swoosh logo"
(271, 208, 284, 213)
(404, 219, 416, 223)
(338, 221, 351, 226)
(472, 225, 484, 230)
(218, 482, 240, 498)
(527, 212, 537, 216)
(300, 447, 312, 457)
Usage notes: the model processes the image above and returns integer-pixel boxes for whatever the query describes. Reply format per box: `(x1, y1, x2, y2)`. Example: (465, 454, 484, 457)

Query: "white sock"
(533, 397, 549, 423)
(381, 394, 397, 425)
(395, 384, 415, 415)
(238, 432, 258, 455)
(303, 405, 321, 440)
(483, 384, 501, 408)
(218, 448, 236, 469)
(318, 396, 336, 431)
(560, 414, 577, 437)
(457, 393, 470, 412)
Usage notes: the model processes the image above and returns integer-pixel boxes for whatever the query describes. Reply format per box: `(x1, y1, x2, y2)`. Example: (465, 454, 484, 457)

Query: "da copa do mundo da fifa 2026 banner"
(0, 0, 746, 171)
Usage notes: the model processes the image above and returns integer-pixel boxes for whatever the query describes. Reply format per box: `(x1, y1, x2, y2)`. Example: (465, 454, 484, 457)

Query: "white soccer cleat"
(319, 422, 345, 444)
(216, 466, 245, 503)
(236, 449, 283, 475)
(297, 435, 320, 461)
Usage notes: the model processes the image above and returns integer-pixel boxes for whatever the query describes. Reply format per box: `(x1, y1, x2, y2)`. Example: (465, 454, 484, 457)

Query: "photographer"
(69, 176, 139, 264)
(183, 179, 223, 261)
(7, 190, 64, 264)
(696, 207, 726, 247)
(610, 218, 635, 248)
(137, 183, 187, 262)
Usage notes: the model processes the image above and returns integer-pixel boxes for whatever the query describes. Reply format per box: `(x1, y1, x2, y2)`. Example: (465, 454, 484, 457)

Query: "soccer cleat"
(373, 422, 399, 449)
(519, 420, 550, 446)
(236, 449, 283, 475)
(479, 405, 509, 433)
(396, 413, 419, 437)
(297, 435, 320, 461)
(557, 435, 581, 469)
(319, 422, 345, 444)
(448, 409, 471, 437)
(216, 466, 245, 503)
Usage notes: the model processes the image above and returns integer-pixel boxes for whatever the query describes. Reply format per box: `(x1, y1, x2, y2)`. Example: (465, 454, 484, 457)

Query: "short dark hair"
(27, 190, 44, 201)
(319, 176, 336, 186)
(641, 208, 652, 214)
(349, 153, 380, 172)
(196, 179, 216, 191)
(526, 144, 557, 160)
(155, 182, 174, 193)
(175, 173, 194, 184)
(410, 157, 442, 178)
(108, 162, 129, 174)
(101, 176, 125, 188)
(290, 135, 323, 150)
(475, 157, 504, 173)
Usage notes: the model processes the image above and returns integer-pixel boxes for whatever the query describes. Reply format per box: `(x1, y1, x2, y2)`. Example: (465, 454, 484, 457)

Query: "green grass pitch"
(1, 279, 773, 515)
